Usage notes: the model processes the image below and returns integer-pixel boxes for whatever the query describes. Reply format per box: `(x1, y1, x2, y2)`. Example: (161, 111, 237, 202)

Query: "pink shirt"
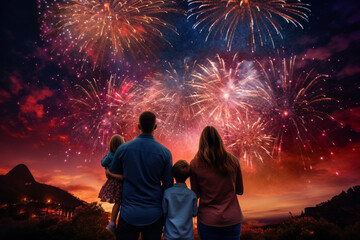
(190, 156, 244, 227)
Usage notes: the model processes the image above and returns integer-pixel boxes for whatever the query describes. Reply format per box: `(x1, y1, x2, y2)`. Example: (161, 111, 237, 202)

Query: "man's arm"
(162, 152, 173, 191)
(162, 194, 168, 216)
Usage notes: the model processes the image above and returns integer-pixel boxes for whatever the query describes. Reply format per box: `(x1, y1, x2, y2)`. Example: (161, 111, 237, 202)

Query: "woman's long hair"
(196, 126, 237, 175)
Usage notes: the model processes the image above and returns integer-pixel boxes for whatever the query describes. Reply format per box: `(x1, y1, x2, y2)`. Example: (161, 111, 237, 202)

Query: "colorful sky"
(0, 0, 360, 223)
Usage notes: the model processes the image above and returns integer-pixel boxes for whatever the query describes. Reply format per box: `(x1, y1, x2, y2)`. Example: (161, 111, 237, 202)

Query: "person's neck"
(141, 132, 153, 135)
(175, 181, 185, 184)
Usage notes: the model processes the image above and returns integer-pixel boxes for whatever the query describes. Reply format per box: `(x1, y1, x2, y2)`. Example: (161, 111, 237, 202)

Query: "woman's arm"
(105, 168, 123, 180)
(192, 196, 198, 217)
(190, 160, 200, 198)
(235, 163, 244, 195)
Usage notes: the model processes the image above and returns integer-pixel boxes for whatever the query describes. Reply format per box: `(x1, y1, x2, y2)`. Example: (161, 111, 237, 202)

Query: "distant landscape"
(1, 164, 359, 240)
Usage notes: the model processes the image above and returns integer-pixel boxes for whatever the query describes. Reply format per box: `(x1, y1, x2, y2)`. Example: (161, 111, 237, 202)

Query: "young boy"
(162, 160, 198, 240)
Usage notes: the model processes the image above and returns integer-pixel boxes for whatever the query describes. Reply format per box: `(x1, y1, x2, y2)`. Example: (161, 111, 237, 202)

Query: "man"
(110, 111, 173, 240)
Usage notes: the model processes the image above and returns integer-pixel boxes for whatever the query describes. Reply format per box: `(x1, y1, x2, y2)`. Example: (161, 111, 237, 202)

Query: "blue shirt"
(110, 134, 173, 226)
(162, 183, 198, 240)
(101, 152, 114, 168)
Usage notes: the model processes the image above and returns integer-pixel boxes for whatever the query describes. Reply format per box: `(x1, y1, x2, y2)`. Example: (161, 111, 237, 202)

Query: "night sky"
(1, 0, 360, 222)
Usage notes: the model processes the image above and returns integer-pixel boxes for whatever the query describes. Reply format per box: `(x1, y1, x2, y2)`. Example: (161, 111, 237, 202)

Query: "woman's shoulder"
(190, 156, 209, 171)
(228, 153, 239, 164)
(190, 157, 196, 167)
(190, 156, 201, 169)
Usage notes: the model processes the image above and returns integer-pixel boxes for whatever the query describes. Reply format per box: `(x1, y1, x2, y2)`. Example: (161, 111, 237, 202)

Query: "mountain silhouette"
(0, 164, 84, 208)
(304, 185, 360, 226)
(4, 164, 35, 186)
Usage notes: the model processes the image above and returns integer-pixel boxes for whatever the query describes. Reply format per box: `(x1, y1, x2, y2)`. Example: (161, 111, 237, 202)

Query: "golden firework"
(188, 0, 310, 51)
(41, 0, 179, 67)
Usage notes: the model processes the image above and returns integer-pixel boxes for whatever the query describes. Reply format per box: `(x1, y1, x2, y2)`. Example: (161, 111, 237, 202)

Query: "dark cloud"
(0, 89, 11, 103)
(9, 72, 24, 94)
(337, 64, 360, 77)
(333, 107, 360, 132)
(305, 32, 360, 60)
(19, 88, 53, 118)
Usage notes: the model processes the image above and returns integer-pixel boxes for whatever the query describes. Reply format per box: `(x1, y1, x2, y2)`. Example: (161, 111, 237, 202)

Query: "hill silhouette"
(0, 164, 84, 208)
(304, 185, 360, 226)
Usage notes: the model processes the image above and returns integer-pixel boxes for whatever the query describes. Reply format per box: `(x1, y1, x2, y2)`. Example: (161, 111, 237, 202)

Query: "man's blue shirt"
(110, 134, 173, 226)
(162, 183, 198, 240)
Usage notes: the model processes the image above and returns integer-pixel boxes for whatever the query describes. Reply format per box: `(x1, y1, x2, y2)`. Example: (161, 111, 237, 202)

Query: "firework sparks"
(39, 0, 179, 68)
(187, 0, 310, 51)
(189, 54, 259, 126)
(143, 60, 200, 138)
(68, 74, 142, 150)
(226, 115, 273, 168)
(254, 57, 336, 167)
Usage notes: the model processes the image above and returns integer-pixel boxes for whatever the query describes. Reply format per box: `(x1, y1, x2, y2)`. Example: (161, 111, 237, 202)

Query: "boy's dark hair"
(172, 160, 190, 182)
(139, 111, 156, 133)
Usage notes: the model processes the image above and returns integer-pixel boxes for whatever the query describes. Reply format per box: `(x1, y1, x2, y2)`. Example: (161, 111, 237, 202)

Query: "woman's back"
(190, 156, 243, 227)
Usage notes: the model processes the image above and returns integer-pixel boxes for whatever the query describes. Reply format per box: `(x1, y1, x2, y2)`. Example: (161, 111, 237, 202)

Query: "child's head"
(172, 160, 190, 183)
(109, 135, 124, 153)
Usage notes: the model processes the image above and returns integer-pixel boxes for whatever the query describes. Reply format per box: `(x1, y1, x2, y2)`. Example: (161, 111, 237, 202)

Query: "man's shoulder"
(158, 142, 171, 154)
(119, 137, 171, 158)
(117, 138, 139, 150)
(151, 140, 171, 156)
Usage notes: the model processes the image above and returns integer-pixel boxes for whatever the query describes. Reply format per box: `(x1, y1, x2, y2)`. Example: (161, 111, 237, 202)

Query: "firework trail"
(39, 0, 179, 68)
(189, 54, 259, 127)
(226, 114, 273, 168)
(187, 0, 310, 51)
(143, 60, 200, 138)
(253, 57, 336, 168)
(68, 74, 142, 150)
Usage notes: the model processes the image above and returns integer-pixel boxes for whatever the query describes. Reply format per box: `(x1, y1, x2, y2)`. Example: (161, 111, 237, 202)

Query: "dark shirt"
(162, 183, 198, 240)
(190, 156, 244, 227)
(110, 134, 173, 226)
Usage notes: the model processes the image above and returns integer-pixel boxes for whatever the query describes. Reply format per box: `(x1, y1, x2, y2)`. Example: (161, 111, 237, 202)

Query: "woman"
(190, 126, 244, 240)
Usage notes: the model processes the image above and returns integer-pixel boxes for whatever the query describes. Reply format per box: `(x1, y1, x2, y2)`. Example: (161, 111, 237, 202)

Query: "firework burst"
(143, 60, 199, 138)
(226, 115, 273, 168)
(187, 0, 310, 51)
(39, 0, 179, 68)
(68, 74, 142, 151)
(254, 57, 336, 167)
(189, 54, 259, 126)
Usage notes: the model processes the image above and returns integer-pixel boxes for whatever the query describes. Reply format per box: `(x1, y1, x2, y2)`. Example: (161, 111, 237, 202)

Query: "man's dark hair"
(139, 111, 156, 133)
(172, 160, 190, 182)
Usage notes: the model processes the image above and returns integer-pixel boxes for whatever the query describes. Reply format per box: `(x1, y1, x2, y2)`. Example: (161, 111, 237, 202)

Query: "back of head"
(172, 160, 190, 182)
(109, 134, 124, 153)
(197, 126, 236, 175)
(139, 111, 156, 133)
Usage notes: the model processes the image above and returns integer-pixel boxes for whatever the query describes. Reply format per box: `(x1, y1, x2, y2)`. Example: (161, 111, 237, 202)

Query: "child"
(162, 160, 198, 240)
(98, 134, 124, 234)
